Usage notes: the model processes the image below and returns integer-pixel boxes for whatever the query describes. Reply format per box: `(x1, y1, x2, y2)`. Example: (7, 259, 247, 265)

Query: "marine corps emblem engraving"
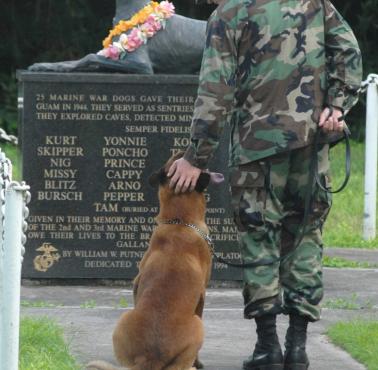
(33, 243, 61, 272)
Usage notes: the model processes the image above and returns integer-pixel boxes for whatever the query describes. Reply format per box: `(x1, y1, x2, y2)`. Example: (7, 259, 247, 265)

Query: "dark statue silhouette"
(28, 0, 207, 74)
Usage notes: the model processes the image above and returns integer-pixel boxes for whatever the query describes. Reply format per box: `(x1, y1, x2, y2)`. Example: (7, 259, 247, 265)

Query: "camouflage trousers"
(230, 144, 332, 322)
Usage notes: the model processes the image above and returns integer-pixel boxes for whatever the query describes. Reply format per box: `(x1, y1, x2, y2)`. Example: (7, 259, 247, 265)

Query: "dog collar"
(158, 218, 214, 249)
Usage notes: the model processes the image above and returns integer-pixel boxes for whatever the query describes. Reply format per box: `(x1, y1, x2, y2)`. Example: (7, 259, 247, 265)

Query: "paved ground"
(325, 247, 378, 264)
(21, 252, 378, 370)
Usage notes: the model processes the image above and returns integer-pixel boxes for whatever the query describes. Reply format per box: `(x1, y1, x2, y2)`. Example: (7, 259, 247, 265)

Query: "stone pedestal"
(18, 72, 242, 280)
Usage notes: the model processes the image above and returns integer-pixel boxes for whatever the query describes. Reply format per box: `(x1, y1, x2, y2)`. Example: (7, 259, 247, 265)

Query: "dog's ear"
(195, 172, 211, 192)
(148, 167, 167, 187)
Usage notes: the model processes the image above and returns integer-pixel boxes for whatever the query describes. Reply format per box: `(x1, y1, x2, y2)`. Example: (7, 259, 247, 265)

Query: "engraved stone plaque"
(18, 72, 242, 280)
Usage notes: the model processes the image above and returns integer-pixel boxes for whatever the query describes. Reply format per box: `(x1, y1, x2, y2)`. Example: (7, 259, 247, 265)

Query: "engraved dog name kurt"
(19, 73, 241, 280)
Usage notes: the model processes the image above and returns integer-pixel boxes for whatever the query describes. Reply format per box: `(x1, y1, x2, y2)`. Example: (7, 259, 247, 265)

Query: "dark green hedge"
(0, 0, 377, 137)
(0, 0, 115, 134)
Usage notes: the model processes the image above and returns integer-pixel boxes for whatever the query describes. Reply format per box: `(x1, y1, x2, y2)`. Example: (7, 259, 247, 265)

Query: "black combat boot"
(283, 314, 310, 370)
(243, 314, 284, 370)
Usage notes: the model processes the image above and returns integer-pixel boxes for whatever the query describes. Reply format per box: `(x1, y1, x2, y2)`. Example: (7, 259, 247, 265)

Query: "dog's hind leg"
(193, 293, 205, 369)
(112, 311, 137, 368)
(163, 317, 203, 370)
(163, 351, 198, 370)
(86, 360, 129, 370)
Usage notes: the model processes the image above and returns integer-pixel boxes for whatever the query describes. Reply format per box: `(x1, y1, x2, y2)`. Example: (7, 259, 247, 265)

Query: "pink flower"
(101, 45, 120, 60)
(140, 22, 155, 38)
(158, 1, 175, 17)
(126, 29, 144, 52)
(146, 15, 162, 32)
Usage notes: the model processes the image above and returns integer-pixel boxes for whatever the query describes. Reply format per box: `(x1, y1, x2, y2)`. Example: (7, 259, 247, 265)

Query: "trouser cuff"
(283, 307, 320, 322)
(244, 294, 283, 319)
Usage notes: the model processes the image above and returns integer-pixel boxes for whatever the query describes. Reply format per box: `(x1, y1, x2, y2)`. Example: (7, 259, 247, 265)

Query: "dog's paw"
(86, 360, 120, 370)
(85, 361, 103, 370)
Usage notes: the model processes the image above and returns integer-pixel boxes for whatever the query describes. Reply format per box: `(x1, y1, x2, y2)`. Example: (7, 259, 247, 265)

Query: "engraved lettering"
(124, 125, 158, 133)
(94, 203, 119, 212)
(105, 170, 142, 180)
(49, 93, 85, 102)
(102, 148, 148, 157)
(37, 191, 83, 201)
(103, 159, 145, 168)
(112, 95, 136, 102)
(104, 136, 147, 146)
(50, 158, 71, 167)
(44, 169, 77, 178)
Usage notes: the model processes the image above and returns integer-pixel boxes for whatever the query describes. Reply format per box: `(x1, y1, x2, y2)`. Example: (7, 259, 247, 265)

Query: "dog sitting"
(87, 152, 224, 370)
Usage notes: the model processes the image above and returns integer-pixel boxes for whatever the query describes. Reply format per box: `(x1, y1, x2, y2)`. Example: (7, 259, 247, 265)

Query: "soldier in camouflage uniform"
(168, 0, 362, 369)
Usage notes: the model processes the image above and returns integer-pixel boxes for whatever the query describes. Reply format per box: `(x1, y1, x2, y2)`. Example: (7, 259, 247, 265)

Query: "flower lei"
(98, 1, 175, 60)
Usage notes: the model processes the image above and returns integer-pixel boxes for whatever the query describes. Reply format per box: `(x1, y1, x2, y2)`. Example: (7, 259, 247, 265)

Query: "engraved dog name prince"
(19, 72, 242, 280)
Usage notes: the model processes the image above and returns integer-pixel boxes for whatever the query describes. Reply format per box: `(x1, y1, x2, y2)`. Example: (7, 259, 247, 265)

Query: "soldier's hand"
(319, 107, 345, 132)
(167, 158, 201, 194)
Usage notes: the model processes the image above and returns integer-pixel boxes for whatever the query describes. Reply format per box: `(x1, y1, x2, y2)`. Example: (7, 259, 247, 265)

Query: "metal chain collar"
(158, 218, 216, 251)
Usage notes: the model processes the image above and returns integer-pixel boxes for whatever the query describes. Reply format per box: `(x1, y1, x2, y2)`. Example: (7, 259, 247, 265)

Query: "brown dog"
(87, 153, 223, 370)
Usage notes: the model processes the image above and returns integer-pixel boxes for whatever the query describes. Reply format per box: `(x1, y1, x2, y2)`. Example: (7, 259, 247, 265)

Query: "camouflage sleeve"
(184, 2, 244, 169)
(324, 0, 363, 114)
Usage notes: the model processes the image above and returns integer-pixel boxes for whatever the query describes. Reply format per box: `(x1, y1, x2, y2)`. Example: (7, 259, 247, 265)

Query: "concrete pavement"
(20, 264, 378, 370)
(324, 247, 378, 264)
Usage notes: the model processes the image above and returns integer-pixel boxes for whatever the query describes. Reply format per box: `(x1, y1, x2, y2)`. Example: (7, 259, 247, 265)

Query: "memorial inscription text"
(20, 75, 241, 279)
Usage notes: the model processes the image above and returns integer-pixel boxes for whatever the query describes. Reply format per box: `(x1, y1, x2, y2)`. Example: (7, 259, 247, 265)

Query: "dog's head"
(148, 151, 223, 193)
(149, 151, 224, 221)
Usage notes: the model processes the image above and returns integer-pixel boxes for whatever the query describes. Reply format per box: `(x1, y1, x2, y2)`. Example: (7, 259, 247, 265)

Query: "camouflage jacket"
(184, 0, 362, 168)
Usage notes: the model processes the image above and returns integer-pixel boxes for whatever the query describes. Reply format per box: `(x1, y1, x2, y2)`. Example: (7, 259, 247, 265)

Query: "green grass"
(80, 299, 97, 309)
(324, 141, 378, 248)
(20, 316, 81, 370)
(0, 142, 21, 181)
(115, 297, 129, 308)
(327, 320, 378, 370)
(21, 300, 64, 308)
(322, 255, 378, 268)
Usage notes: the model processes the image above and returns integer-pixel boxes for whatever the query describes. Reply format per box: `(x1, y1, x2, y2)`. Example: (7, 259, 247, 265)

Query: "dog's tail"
(86, 360, 129, 370)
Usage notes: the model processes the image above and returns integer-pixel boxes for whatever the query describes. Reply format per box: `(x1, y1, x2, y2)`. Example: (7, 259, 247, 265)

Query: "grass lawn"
(322, 255, 378, 268)
(0, 142, 21, 180)
(20, 316, 81, 370)
(327, 320, 378, 370)
(323, 141, 378, 248)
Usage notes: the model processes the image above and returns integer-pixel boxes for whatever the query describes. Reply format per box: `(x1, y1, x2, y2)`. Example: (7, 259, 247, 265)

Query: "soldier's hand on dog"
(168, 158, 202, 194)
(319, 106, 345, 132)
